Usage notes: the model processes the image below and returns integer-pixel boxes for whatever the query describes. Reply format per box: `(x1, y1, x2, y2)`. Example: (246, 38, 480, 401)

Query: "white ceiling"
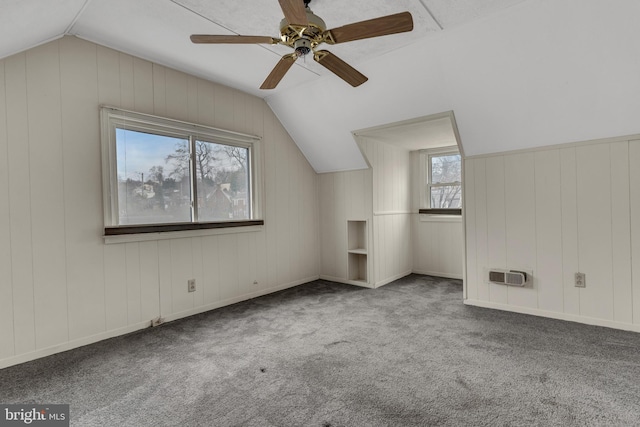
(354, 115, 458, 152)
(61, 0, 526, 97)
(3, 0, 640, 173)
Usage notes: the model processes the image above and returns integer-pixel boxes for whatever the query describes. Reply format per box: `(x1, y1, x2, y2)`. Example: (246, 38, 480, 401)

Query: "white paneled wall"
(319, 167, 372, 285)
(319, 138, 412, 288)
(412, 218, 463, 279)
(409, 151, 463, 279)
(361, 139, 412, 286)
(372, 213, 412, 286)
(465, 136, 640, 332)
(631, 140, 640, 323)
(0, 53, 13, 361)
(0, 36, 319, 368)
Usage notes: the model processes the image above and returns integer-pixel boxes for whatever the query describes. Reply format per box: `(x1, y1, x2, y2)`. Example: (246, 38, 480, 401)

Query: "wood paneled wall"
(409, 151, 463, 279)
(318, 138, 412, 287)
(0, 36, 319, 368)
(465, 136, 640, 331)
(360, 139, 412, 287)
(412, 218, 463, 279)
(318, 166, 372, 284)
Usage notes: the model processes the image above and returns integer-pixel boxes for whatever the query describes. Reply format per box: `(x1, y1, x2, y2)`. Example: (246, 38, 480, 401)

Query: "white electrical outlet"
(188, 279, 196, 292)
(575, 272, 586, 288)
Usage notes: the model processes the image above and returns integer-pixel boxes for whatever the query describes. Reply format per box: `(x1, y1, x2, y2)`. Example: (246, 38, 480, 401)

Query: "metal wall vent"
(488, 269, 528, 287)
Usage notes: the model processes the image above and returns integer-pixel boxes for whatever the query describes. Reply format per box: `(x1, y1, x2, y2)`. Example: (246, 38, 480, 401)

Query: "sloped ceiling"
(266, 0, 640, 171)
(2, 0, 640, 172)
(354, 115, 458, 153)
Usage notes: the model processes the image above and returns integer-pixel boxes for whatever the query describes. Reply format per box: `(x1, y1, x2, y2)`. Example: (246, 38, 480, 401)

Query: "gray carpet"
(1, 274, 640, 426)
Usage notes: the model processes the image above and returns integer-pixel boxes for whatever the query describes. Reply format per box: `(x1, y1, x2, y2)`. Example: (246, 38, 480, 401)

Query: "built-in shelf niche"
(347, 220, 368, 283)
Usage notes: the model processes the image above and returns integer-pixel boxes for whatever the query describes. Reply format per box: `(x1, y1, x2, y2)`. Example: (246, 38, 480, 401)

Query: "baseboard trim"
(0, 275, 320, 370)
(319, 271, 413, 289)
(374, 270, 412, 288)
(412, 270, 463, 280)
(0, 321, 152, 370)
(464, 299, 640, 333)
(162, 275, 320, 323)
(318, 275, 375, 289)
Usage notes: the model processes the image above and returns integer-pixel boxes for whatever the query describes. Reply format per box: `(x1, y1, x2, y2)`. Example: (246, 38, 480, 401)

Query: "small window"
(420, 148, 462, 215)
(101, 107, 263, 235)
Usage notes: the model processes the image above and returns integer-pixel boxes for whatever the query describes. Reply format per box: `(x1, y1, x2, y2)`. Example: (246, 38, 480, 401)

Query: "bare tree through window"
(428, 153, 461, 209)
(116, 129, 250, 225)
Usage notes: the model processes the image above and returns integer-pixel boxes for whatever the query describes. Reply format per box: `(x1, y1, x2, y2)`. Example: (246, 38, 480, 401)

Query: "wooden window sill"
(419, 209, 462, 216)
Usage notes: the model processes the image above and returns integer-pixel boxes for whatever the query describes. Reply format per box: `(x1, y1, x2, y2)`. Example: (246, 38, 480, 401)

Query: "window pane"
(430, 185, 462, 209)
(431, 154, 461, 184)
(194, 140, 250, 221)
(116, 128, 191, 225)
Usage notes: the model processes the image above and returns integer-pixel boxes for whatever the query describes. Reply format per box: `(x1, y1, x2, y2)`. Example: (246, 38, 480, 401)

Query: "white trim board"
(413, 270, 463, 280)
(374, 271, 413, 288)
(0, 276, 319, 370)
(319, 275, 375, 289)
(160, 275, 320, 323)
(464, 299, 640, 334)
(464, 133, 640, 160)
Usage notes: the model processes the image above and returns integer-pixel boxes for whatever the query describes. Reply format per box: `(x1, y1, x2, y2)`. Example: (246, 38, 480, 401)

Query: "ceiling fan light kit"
(190, 0, 413, 89)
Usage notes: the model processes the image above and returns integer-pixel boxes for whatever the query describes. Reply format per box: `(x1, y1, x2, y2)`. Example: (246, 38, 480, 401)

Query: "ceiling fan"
(190, 0, 413, 89)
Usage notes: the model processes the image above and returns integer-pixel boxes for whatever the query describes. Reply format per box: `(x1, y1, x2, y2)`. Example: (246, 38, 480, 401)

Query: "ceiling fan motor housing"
(294, 38, 311, 56)
(279, 9, 327, 50)
(190, 1, 413, 89)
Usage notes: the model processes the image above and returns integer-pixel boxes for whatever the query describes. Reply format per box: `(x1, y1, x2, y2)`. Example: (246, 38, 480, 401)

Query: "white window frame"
(419, 146, 462, 215)
(100, 106, 263, 237)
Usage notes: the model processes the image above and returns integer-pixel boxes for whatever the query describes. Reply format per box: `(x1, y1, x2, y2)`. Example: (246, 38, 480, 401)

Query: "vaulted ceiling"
(2, 0, 640, 172)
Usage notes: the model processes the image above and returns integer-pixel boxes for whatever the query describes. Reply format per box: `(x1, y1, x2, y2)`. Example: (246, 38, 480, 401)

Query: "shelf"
(347, 220, 367, 252)
(348, 252, 367, 282)
(347, 220, 368, 284)
(347, 248, 367, 255)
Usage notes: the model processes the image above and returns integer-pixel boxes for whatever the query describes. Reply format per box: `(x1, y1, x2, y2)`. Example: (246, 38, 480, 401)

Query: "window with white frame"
(420, 147, 462, 215)
(101, 107, 263, 235)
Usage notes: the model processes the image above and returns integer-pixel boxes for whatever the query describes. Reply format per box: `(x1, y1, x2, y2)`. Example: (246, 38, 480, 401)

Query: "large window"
(101, 107, 262, 235)
(420, 147, 462, 215)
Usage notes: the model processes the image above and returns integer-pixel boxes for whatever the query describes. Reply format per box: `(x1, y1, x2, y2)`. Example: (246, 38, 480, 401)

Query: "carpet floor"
(1, 274, 640, 426)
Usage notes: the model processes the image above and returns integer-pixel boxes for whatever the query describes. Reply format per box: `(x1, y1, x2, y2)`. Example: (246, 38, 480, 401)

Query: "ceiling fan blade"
(278, 0, 309, 25)
(260, 54, 298, 89)
(326, 11, 413, 44)
(190, 35, 278, 44)
(314, 50, 368, 87)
